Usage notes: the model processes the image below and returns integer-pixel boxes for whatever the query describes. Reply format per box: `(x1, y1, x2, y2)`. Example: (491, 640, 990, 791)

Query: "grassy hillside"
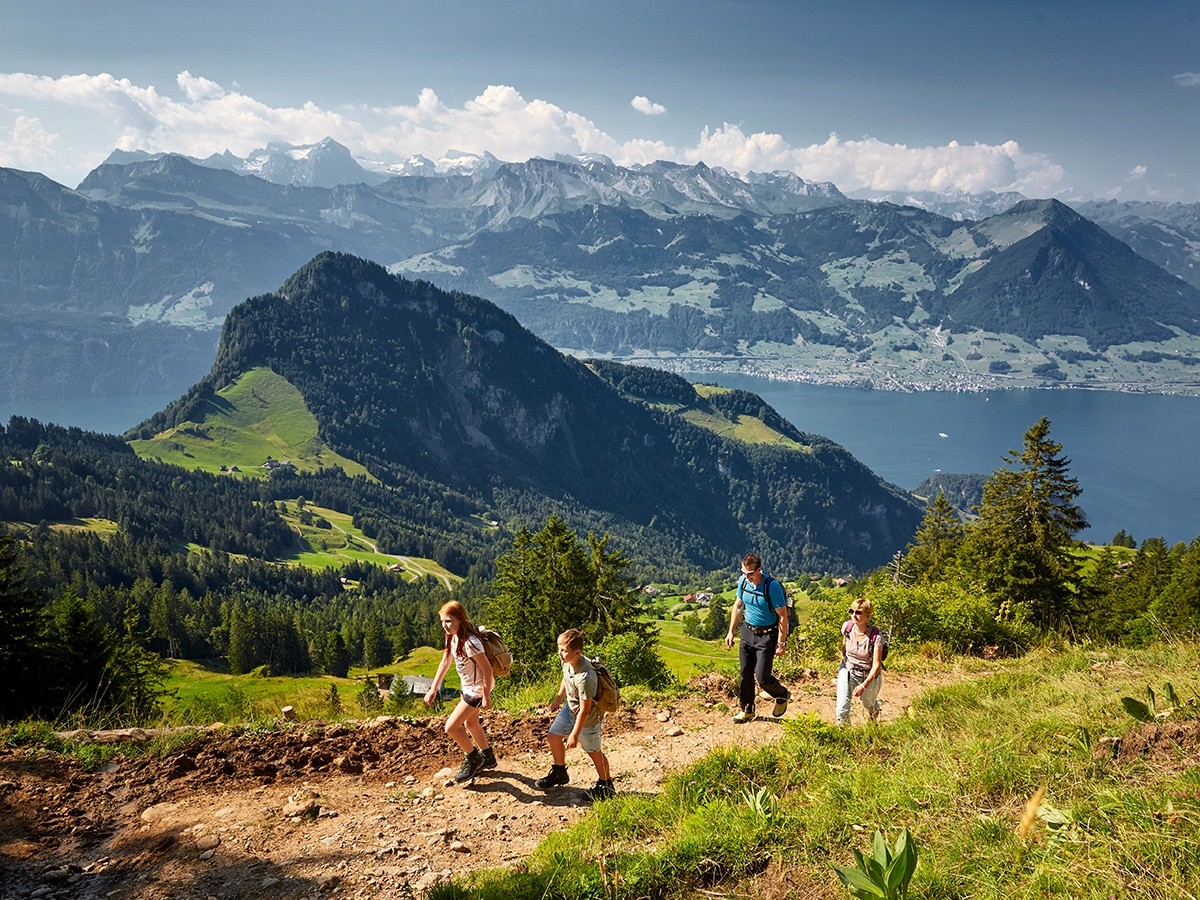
(163, 649, 450, 724)
(682, 385, 803, 448)
(443, 642, 1200, 899)
(276, 501, 459, 586)
(129, 367, 372, 479)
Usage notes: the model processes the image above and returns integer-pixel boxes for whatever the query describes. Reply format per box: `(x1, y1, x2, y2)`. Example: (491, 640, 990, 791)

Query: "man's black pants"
(738, 622, 788, 712)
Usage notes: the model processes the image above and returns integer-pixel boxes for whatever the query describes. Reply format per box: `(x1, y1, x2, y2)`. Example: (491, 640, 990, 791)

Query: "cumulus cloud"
(0, 70, 1066, 195)
(0, 114, 60, 170)
(0, 70, 359, 161)
(1128, 164, 1148, 180)
(1173, 72, 1200, 87)
(681, 125, 1064, 195)
(631, 95, 666, 116)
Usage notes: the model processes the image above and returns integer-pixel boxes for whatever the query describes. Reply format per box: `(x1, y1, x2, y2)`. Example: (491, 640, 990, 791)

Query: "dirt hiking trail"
(1, 670, 940, 899)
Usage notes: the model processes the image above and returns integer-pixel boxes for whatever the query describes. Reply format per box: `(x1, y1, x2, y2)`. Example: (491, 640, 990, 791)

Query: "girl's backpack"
(476, 626, 512, 677)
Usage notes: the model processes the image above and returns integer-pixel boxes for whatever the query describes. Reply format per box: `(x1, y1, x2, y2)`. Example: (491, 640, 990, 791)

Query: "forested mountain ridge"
(131, 251, 924, 574)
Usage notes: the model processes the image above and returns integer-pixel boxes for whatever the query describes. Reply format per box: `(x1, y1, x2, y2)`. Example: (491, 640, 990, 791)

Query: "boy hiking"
(534, 629, 615, 802)
(424, 600, 497, 782)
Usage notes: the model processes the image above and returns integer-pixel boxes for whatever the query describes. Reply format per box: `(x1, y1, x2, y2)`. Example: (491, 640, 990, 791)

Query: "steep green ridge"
(133, 252, 924, 573)
(130, 367, 372, 478)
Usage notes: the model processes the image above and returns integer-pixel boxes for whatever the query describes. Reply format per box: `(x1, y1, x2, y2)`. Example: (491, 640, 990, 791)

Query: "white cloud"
(1128, 165, 1148, 180)
(631, 95, 666, 116)
(679, 125, 1064, 195)
(1173, 72, 1200, 87)
(0, 70, 359, 161)
(0, 70, 1066, 196)
(0, 114, 60, 170)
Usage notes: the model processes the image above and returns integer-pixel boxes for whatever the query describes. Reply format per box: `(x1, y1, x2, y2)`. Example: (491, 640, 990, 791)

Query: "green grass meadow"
(275, 501, 459, 585)
(437, 642, 1200, 900)
(652, 616, 736, 681)
(162, 647, 452, 724)
(129, 367, 372, 479)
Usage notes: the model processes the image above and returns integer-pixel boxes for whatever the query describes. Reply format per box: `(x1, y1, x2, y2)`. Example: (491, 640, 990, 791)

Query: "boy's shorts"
(549, 704, 603, 753)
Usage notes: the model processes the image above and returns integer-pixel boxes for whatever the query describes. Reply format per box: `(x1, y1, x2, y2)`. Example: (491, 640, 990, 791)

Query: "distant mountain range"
(3, 139, 1200, 401)
(129, 251, 924, 574)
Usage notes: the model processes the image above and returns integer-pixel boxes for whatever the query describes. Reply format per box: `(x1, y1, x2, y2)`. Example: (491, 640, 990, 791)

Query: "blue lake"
(4, 383, 1199, 546)
(690, 375, 1200, 547)
(0, 395, 177, 436)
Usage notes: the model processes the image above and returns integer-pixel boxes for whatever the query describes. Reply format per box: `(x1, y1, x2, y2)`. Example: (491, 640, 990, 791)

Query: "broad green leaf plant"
(1120, 681, 1196, 723)
(833, 828, 918, 900)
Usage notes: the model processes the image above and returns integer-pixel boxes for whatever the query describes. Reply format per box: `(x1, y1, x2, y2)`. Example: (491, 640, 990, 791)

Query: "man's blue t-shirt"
(738, 574, 785, 627)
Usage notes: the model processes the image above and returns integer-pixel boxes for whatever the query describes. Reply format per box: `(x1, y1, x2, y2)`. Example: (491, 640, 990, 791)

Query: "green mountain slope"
(130, 367, 372, 478)
(133, 252, 924, 573)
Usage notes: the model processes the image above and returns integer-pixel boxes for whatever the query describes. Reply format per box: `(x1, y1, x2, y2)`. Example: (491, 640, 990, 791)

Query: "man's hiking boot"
(534, 764, 570, 790)
(585, 779, 616, 802)
(732, 708, 753, 724)
(454, 749, 483, 783)
(479, 747, 497, 771)
(771, 694, 790, 718)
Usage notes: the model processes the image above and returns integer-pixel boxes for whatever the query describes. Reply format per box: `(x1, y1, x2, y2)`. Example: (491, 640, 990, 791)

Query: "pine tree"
(1105, 537, 1173, 644)
(321, 631, 351, 678)
(362, 618, 392, 670)
(488, 516, 640, 679)
(1149, 536, 1200, 634)
(904, 493, 966, 584)
(0, 530, 45, 719)
(45, 589, 112, 715)
(962, 417, 1088, 630)
(227, 601, 255, 675)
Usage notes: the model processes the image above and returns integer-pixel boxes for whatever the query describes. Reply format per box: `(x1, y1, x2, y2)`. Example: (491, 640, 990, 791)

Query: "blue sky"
(2, 0, 1198, 201)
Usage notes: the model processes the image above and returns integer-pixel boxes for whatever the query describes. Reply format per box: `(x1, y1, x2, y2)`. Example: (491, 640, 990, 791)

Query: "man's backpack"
(589, 658, 620, 713)
(842, 621, 889, 664)
(739, 573, 785, 622)
(476, 626, 512, 677)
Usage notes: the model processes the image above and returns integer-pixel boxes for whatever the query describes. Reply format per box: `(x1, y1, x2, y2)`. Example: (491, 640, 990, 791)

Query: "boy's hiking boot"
(732, 707, 753, 724)
(479, 747, 497, 771)
(585, 779, 616, 802)
(771, 694, 790, 718)
(534, 764, 570, 790)
(454, 749, 483, 783)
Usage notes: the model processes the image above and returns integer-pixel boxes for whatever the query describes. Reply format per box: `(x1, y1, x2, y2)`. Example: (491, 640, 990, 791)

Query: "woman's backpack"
(842, 621, 889, 664)
(476, 626, 512, 677)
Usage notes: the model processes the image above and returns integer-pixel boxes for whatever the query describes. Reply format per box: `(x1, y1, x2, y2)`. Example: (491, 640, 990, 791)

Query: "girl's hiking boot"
(585, 779, 616, 802)
(534, 764, 569, 790)
(732, 707, 753, 724)
(771, 694, 790, 718)
(454, 749, 483, 783)
(479, 747, 497, 771)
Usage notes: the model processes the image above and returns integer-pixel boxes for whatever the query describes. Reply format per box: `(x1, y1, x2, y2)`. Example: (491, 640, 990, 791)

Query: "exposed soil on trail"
(1, 671, 938, 899)
(1103, 719, 1200, 772)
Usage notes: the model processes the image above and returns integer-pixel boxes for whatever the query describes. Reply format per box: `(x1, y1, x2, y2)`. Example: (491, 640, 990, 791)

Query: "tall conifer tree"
(962, 417, 1087, 629)
(0, 530, 44, 719)
(904, 493, 966, 584)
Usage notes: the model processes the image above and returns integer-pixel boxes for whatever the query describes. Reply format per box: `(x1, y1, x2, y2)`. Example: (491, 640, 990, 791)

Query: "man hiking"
(725, 553, 790, 723)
